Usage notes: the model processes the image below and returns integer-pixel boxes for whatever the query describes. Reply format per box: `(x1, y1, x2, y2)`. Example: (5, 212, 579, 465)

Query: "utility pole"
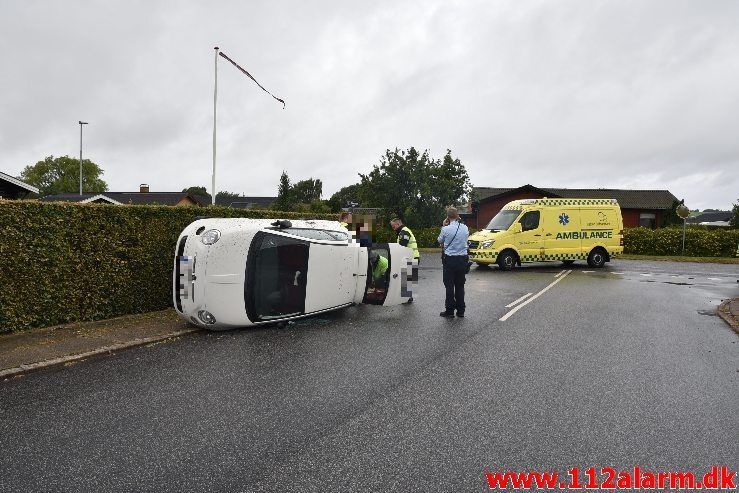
(79, 121, 88, 195)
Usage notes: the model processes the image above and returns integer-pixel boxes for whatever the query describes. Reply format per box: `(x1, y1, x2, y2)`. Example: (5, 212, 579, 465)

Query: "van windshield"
(485, 209, 521, 231)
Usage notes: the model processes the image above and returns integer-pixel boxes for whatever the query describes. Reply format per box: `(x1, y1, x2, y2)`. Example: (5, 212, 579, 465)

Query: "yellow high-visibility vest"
(398, 226, 420, 259)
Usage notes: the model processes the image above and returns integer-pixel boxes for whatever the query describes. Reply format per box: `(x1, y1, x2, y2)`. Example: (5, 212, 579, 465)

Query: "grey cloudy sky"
(2, 0, 738, 210)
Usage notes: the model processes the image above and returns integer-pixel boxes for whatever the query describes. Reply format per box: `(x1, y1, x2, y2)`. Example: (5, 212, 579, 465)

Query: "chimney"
(140, 184, 149, 193)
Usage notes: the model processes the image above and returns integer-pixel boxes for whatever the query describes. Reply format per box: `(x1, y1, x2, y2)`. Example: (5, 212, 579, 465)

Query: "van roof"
(504, 198, 619, 209)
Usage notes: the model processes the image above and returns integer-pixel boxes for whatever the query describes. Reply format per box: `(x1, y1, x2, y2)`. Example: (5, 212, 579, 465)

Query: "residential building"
(0, 171, 39, 199)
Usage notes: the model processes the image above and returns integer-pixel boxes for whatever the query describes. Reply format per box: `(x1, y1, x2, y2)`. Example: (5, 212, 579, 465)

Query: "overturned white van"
(173, 218, 414, 329)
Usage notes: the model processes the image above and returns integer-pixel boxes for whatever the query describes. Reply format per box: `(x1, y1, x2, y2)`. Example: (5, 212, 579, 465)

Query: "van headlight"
(201, 229, 221, 245)
(482, 240, 495, 249)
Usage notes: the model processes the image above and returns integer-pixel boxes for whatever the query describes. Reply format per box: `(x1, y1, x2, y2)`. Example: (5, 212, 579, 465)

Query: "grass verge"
(617, 254, 739, 264)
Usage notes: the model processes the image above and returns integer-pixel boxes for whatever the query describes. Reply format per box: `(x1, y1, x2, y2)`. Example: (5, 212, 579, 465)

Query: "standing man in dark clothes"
(438, 207, 469, 318)
(390, 218, 420, 263)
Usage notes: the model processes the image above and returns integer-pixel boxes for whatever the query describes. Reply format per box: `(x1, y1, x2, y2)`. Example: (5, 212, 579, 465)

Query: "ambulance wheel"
(562, 260, 575, 265)
(587, 248, 607, 268)
(497, 251, 516, 271)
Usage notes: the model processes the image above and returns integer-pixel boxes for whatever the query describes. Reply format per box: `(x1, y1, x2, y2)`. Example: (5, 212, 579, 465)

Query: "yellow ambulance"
(468, 198, 624, 270)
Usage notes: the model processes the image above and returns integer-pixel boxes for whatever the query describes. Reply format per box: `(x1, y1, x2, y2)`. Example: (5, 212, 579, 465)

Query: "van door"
(514, 209, 544, 262)
(363, 243, 414, 306)
(543, 207, 582, 259)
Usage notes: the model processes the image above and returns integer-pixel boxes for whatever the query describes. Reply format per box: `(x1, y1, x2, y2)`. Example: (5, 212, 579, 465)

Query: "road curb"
(0, 328, 199, 380)
(717, 298, 739, 335)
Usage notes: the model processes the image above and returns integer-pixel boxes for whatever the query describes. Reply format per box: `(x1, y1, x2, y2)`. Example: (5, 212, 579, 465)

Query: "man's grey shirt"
(438, 220, 469, 256)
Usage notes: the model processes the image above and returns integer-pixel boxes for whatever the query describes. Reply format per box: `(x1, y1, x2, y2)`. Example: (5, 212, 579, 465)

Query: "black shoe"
(406, 296, 413, 304)
(456, 311, 465, 318)
(439, 311, 454, 318)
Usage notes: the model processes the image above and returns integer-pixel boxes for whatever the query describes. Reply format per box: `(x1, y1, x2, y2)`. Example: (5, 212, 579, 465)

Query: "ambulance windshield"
(485, 209, 521, 231)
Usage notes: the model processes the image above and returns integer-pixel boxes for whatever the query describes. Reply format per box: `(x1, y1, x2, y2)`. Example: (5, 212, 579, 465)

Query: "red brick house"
(472, 185, 678, 229)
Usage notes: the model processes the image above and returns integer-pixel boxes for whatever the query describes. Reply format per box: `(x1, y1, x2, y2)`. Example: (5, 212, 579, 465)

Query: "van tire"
(587, 248, 608, 268)
(497, 251, 517, 271)
(562, 260, 575, 265)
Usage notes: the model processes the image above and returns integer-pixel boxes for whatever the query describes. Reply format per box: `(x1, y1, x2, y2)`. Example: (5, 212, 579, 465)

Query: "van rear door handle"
(546, 233, 552, 236)
(534, 234, 541, 237)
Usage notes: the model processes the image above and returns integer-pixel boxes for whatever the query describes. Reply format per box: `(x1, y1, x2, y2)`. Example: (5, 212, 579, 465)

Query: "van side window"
(520, 211, 540, 231)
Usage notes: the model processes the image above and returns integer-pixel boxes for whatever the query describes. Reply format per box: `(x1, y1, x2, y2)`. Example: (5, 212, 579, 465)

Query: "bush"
(373, 226, 478, 247)
(0, 201, 337, 333)
(624, 226, 739, 257)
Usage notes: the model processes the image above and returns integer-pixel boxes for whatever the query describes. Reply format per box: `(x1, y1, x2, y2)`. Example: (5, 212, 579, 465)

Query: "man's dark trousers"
(443, 255, 467, 313)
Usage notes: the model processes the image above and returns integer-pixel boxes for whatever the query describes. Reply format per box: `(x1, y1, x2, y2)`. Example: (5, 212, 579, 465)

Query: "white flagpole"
(211, 46, 219, 206)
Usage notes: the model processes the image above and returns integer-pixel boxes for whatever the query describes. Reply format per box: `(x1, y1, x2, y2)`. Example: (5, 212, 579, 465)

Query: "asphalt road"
(1, 258, 738, 492)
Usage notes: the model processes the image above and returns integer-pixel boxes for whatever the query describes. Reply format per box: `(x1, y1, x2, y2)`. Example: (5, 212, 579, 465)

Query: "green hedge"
(373, 226, 480, 247)
(623, 226, 739, 257)
(2, 202, 737, 334)
(375, 225, 739, 255)
(0, 201, 337, 333)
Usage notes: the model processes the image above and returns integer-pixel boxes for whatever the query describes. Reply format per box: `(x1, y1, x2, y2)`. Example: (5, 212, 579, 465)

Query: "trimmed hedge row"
(2, 201, 737, 333)
(378, 226, 739, 255)
(0, 201, 336, 333)
(623, 226, 739, 257)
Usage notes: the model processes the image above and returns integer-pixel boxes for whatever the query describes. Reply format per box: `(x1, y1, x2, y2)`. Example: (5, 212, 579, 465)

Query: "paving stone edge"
(0, 328, 199, 380)
(717, 298, 739, 335)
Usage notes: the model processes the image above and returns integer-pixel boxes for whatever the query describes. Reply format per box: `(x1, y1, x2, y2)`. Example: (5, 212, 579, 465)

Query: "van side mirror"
(511, 223, 522, 234)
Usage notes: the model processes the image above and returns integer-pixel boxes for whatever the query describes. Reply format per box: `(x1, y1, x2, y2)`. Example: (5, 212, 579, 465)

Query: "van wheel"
(497, 251, 516, 271)
(587, 248, 607, 268)
(562, 260, 575, 265)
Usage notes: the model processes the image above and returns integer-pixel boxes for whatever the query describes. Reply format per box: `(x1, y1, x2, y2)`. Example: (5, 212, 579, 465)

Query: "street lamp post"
(676, 200, 690, 255)
(79, 121, 88, 195)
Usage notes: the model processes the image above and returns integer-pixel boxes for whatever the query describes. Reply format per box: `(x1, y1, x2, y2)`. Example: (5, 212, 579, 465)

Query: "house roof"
(474, 185, 678, 210)
(0, 171, 40, 197)
(686, 211, 732, 224)
(41, 192, 207, 206)
(214, 196, 276, 209)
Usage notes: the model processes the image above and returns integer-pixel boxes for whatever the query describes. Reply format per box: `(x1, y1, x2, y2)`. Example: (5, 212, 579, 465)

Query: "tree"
(216, 191, 241, 202)
(272, 171, 294, 211)
(182, 187, 242, 205)
(291, 178, 323, 203)
(327, 184, 362, 212)
(730, 199, 739, 228)
(662, 200, 684, 227)
(272, 172, 327, 212)
(20, 155, 108, 196)
(357, 147, 472, 228)
(182, 186, 208, 197)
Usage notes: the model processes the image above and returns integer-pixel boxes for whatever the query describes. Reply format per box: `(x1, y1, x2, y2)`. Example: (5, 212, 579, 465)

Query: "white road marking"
(640, 273, 652, 277)
(611, 272, 624, 275)
(500, 270, 572, 321)
(581, 270, 594, 273)
(554, 270, 567, 278)
(707, 277, 722, 281)
(505, 292, 534, 308)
